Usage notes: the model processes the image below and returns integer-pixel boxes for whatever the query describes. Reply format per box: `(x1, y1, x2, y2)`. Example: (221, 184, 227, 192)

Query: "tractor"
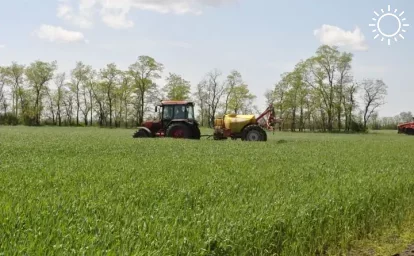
(132, 100, 201, 139)
(132, 101, 281, 142)
(212, 104, 281, 141)
(397, 119, 414, 135)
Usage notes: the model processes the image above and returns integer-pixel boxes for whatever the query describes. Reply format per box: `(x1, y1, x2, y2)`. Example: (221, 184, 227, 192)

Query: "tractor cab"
(156, 101, 196, 124)
(133, 100, 201, 139)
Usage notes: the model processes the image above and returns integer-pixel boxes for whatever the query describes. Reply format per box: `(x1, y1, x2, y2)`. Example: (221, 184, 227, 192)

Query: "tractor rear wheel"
(242, 125, 267, 141)
(406, 128, 414, 135)
(260, 128, 268, 141)
(133, 129, 150, 138)
(166, 123, 192, 139)
(192, 125, 201, 140)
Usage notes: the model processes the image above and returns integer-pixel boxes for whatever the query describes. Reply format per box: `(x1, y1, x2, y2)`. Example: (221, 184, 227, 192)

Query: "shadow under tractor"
(132, 101, 281, 142)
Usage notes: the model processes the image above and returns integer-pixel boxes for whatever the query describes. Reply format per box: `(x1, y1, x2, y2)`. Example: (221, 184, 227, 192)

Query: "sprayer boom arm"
(256, 104, 275, 122)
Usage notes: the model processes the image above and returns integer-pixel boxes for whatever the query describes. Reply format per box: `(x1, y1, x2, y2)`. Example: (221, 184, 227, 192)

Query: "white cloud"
(0, 45, 5, 49)
(313, 24, 368, 51)
(57, 0, 237, 29)
(57, 0, 95, 29)
(100, 7, 134, 29)
(34, 24, 87, 43)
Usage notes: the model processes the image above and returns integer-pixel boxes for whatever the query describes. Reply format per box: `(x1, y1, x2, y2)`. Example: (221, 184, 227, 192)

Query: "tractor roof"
(160, 100, 193, 105)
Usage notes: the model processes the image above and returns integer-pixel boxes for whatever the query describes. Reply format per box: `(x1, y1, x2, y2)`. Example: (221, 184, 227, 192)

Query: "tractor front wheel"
(166, 123, 192, 139)
(133, 129, 150, 138)
(242, 125, 267, 141)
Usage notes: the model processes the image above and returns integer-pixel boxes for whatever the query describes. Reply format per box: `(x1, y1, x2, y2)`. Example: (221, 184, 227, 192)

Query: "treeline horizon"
(0, 45, 411, 132)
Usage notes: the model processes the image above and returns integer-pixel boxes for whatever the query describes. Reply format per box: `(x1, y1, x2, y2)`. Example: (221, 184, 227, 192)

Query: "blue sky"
(0, 0, 413, 117)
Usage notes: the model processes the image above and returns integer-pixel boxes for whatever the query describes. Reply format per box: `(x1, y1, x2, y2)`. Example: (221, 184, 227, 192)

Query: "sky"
(0, 0, 413, 117)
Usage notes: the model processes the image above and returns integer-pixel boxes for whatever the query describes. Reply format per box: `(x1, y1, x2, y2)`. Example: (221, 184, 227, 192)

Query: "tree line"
(0, 56, 256, 128)
(265, 45, 396, 132)
(0, 45, 410, 131)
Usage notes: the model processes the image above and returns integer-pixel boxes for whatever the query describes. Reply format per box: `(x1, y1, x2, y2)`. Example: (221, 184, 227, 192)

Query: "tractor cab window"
(186, 105, 194, 120)
(174, 105, 186, 119)
(163, 105, 174, 120)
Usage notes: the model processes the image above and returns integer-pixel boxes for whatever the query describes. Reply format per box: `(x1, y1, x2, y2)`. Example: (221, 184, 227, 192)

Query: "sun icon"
(369, 5, 409, 46)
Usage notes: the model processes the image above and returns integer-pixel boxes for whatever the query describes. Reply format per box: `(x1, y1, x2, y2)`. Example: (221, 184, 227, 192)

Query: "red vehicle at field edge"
(397, 120, 414, 135)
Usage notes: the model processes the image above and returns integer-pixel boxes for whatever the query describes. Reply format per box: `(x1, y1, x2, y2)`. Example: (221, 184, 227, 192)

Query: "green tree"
(85, 70, 97, 125)
(100, 63, 121, 128)
(128, 56, 164, 124)
(25, 60, 57, 125)
(5, 62, 25, 118)
(163, 73, 191, 100)
(0, 67, 8, 115)
(228, 84, 256, 114)
(305, 45, 341, 131)
(118, 71, 134, 128)
(224, 70, 242, 114)
(335, 52, 353, 131)
(54, 72, 66, 126)
(70, 61, 91, 126)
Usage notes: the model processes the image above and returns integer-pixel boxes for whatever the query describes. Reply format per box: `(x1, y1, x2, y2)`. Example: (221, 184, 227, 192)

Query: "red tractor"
(397, 120, 414, 135)
(133, 100, 201, 139)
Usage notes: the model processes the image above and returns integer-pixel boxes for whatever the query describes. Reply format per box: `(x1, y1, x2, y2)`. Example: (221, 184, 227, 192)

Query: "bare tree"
(54, 73, 66, 126)
(193, 80, 208, 126)
(205, 69, 225, 127)
(70, 62, 91, 126)
(0, 67, 8, 115)
(342, 82, 358, 132)
(45, 87, 56, 124)
(362, 78, 387, 130)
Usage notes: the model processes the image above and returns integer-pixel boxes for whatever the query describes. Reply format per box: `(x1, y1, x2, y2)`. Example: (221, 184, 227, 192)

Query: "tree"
(335, 52, 353, 131)
(284, 63, 307, 131)
(204, 69, 225, 127)
(305, 45, 341, 131)
(54, 73, 66, 126)
(362, 78, 387, 130)
(25, 60, 57, 125)
(70, 62, 91, 126)
(45, 87, 56, 124)
(264, 89, 275, 106)
(193, 81, 209, 126)
(119, 71, 133, 128)
(0, 67, 8, 115)
(85, 70, 97, 125)
(273, 74, 289, 130)
(128, 56, 164, 125)
(6, 62, 25, 117)
(224, 70, 242, 114)
(163, 73, 191, 100)
(342, 82, 358, 132)
(100, 63, 120, 128)
(91, 81, 107, 127)
(399, 111, 413, 123)
(228, 84, 256, 114)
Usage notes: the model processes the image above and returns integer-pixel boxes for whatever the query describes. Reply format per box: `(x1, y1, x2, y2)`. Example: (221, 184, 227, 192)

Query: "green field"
(1, 126, 414, 255)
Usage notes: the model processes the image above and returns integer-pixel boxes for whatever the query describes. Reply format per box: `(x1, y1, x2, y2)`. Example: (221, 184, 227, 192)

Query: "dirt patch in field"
(393, 244, 414, 256)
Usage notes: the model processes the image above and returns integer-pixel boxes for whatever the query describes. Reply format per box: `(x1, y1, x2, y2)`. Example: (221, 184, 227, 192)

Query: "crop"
(1, 126, 414, 255)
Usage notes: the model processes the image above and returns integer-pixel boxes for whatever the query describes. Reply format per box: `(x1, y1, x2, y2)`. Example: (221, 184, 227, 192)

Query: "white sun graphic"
(369, 5, 409, 46)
